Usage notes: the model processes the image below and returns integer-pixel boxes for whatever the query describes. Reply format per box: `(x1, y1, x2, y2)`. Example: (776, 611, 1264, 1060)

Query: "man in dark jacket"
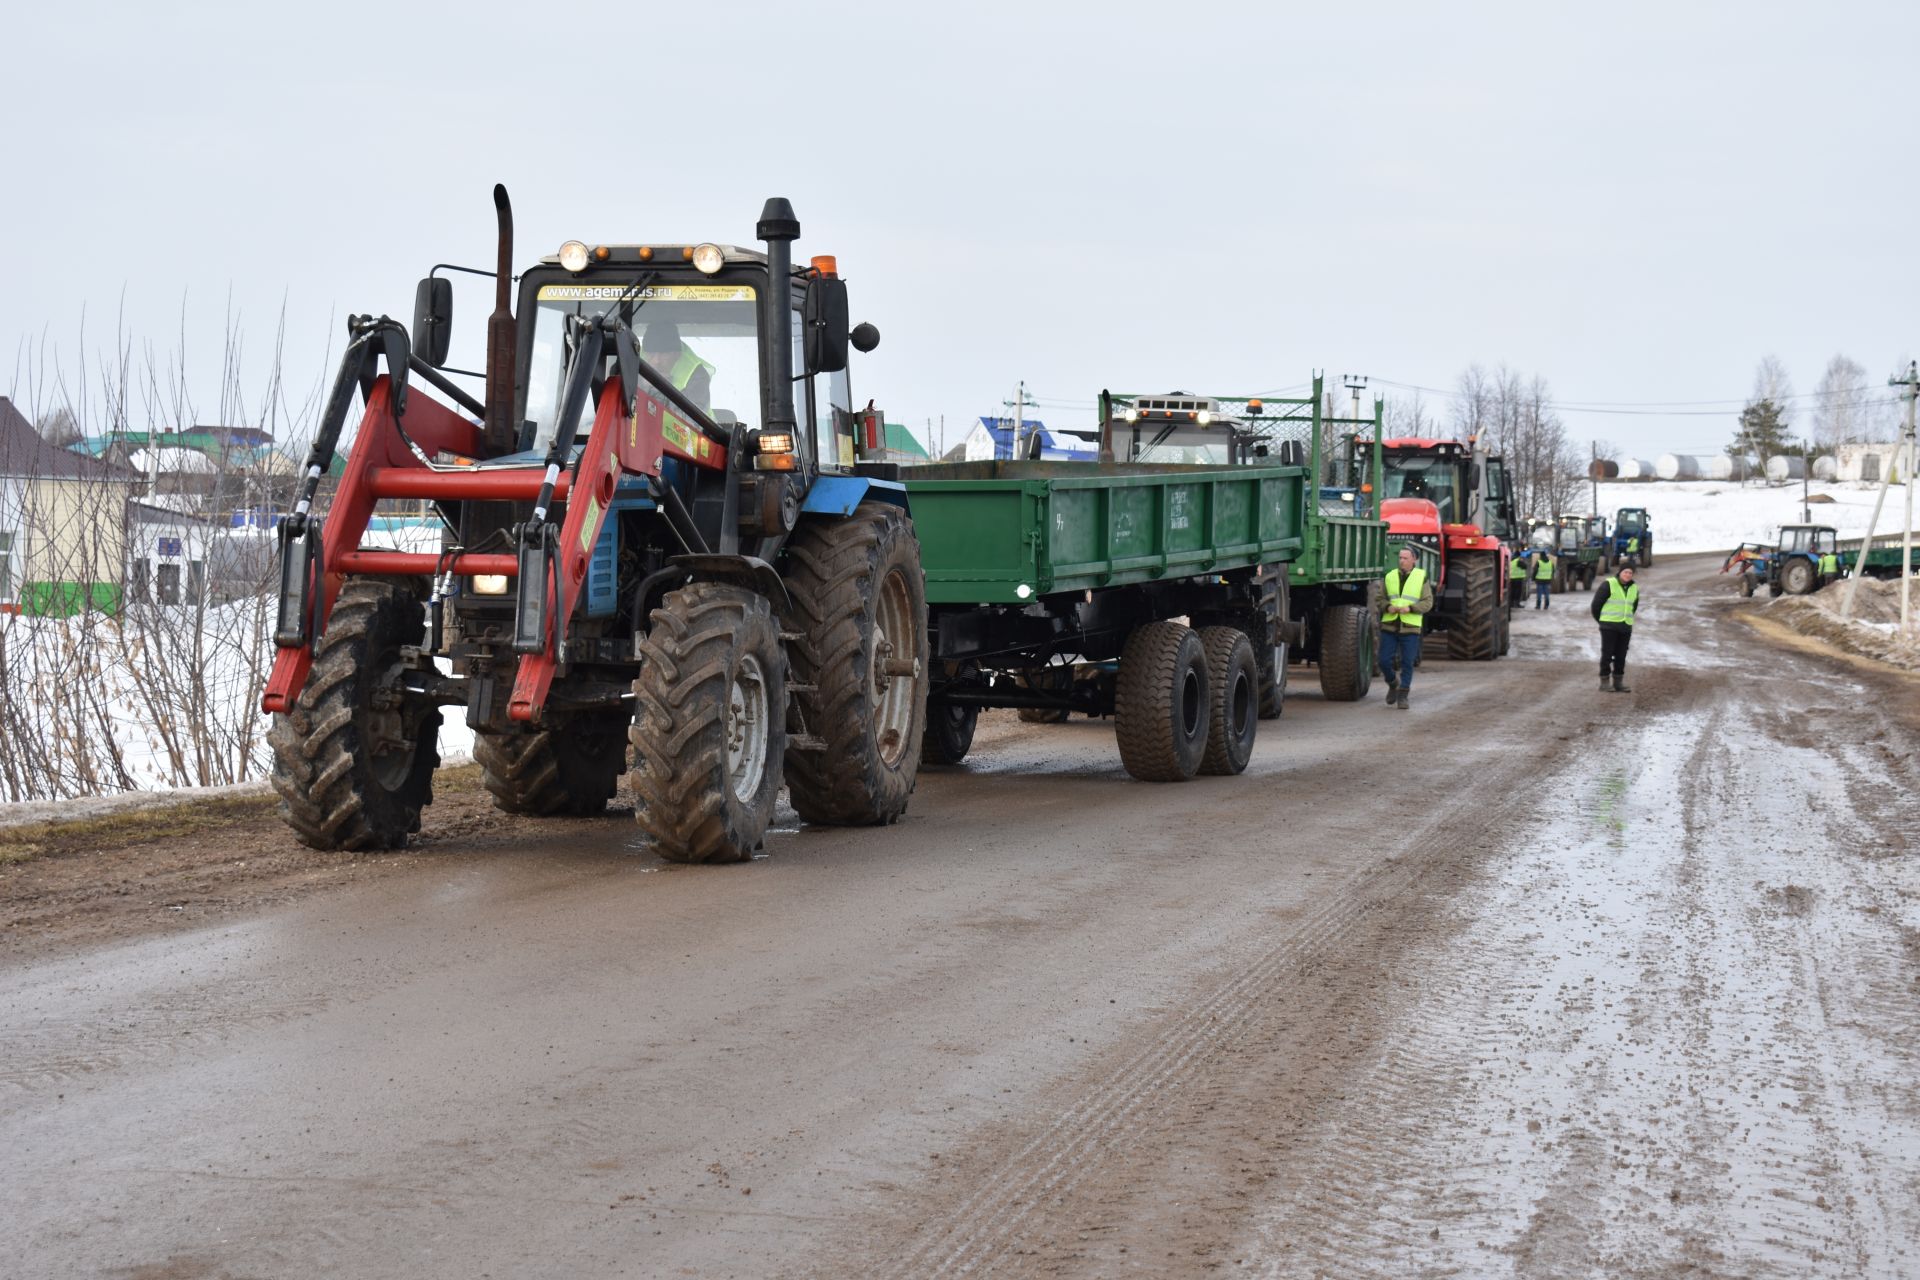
(1591, 565, 1639, 691)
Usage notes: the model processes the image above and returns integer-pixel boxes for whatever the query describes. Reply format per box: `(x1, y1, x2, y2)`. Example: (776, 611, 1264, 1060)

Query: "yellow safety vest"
(1383, 567, 1427, 629)
(668, 347, 714, 393)
(1509, 557, 1527, 580)
(1534, 556, 1555, 581)
(1819, 552, 1838, 575)
(1627, 536, 1640, 553)
(1600, 577, 1638, 625)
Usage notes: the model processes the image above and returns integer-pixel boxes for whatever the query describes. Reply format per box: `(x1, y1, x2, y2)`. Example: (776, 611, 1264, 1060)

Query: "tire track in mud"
(1234, 656, 1920, 1276)
(840, 676, 1602, 1280)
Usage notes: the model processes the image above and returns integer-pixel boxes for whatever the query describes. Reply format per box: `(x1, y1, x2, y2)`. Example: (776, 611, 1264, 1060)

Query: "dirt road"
(3, 556, 1916, 1279)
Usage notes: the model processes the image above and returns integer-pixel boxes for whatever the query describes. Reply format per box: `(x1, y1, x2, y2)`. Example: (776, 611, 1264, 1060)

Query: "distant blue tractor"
(1612, 508, 1652, 566)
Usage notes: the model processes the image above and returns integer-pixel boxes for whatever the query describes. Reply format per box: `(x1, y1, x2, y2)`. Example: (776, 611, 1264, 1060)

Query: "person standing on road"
(1533, 550, 1555, 609)
(1509, 553, 1528, 608)
(1377, 545, 1433, 710)
(1592, 564, 1639, 692)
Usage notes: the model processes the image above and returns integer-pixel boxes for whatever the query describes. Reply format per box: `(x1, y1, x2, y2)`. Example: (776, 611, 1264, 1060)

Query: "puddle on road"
(1241, 704, 1920, 1278)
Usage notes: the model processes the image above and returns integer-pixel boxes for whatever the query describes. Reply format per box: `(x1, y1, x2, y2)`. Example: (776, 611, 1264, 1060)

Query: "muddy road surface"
(4, 556, 1917, 1278)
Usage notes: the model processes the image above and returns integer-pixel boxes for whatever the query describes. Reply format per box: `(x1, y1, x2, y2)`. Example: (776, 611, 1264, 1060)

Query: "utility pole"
(1801, 437, 1810, 524)
(1900, 362, 1918, 636)
(1010, 381, 1026, 459)
(1590, 440, 1599, 515)
(1842, 360, 1919, 626)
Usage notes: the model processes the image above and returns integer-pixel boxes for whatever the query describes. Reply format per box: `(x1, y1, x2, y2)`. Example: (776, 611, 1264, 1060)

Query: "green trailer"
(907, 377, 1391, 782)
(1098, 379, 1392, 703)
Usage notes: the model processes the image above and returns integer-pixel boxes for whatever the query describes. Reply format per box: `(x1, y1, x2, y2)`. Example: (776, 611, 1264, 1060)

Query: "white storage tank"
(1812, 454, 1837, 481)
(1767, 455, 1806, 481)
(1656, 453, 1702, 481)
(1699, 455, 1734, 481)
(1617, 458, 1654, 480)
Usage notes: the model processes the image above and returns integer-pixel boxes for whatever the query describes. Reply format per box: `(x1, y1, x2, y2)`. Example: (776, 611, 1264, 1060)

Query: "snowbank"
(1760, 578, 1920, 672)
(1590, 480, 1918, 554)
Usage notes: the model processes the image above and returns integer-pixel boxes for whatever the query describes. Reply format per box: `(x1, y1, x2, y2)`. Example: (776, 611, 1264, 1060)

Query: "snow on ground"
(1590, 479, 1918, 553)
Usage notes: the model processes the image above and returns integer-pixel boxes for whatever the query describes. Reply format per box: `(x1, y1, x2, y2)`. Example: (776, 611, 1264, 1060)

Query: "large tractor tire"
(921, 701, 978, 767)
(475, 711, 629, 817)
(1254, 567, 1289, 719)
(782, 502, 929, 826)
(1115, 621, 1209, 782)
(1781, 557, 1817, 596)
(1318, 603, 1374, 701)
(631, 582, 785, 864)
(1198, 627, 1258, 777)
(1498, 595, 1513, 656)
(1446, 553, 1502, 661)
(268, 577, 439, 851)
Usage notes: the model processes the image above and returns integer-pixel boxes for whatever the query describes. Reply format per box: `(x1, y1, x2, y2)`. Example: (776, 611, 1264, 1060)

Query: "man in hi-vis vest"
(640, 320, 715, 411)
(1375, 545, 1434, 709)
(1590, 564, 1640, 692)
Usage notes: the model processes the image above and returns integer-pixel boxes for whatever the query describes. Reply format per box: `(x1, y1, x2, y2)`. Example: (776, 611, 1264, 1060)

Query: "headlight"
(1197, 410, 1213, 425)
(1122, 408, 1139, 424)
(558, 240, 590, 272)
(472, 574, 510, 596)
(691, 243, 725, 275)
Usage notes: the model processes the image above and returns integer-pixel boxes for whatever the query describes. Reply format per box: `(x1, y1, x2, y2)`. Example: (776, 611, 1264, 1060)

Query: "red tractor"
(1378, 436, 1516, 659)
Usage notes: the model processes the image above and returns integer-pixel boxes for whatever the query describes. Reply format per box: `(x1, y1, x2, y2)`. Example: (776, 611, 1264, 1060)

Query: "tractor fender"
(798, 475, 910, 517)
(669, 554, 792, 613)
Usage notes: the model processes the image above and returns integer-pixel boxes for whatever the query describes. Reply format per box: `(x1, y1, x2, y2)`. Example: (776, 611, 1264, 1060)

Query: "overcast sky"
(5, 0, 1915, 458)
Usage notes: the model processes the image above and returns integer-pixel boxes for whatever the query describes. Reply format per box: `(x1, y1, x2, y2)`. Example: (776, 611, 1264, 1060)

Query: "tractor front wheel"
(269, 577, 439, 851)
(475, 711, 629, 817)
(1782, 558, 1817, 595)
(1446, 553, 1502, 661)
(631, 582, 786, 864)
(782, 503, 929, 826)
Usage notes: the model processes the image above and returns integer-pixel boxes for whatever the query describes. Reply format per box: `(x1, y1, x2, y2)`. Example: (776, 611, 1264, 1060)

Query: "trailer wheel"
(475, 712, 629, 817)
(1446, 553, 1502, 661)
(1115, 621, 1209, 782)
(921, 701, 978, 767)
(782, 502, 928, 825)
(1198, 627, 1258, 776)
(1317, 603, 1373, 701)
(1782, 558, 1817, 596)
(1254, 567, 1289, 719)
(268, 577, 439, 851)
(631, 582, 785, 864)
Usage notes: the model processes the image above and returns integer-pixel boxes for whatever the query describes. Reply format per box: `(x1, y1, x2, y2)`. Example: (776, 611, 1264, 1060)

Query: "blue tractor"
(1612, 508, 1651, 567)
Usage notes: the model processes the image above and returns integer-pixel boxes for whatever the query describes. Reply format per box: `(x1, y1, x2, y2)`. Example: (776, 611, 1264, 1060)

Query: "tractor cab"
(1379, 438, 1517, 544)
(1778, 524, 1838, 557)
(1100, 393, 1256, 465)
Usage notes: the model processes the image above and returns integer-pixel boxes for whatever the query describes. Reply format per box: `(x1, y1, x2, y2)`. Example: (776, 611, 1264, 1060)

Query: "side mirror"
(850, 322, 880, 353)
(1467, 461, 1482, 491)
(803, 276, 850, 374)
(413, 277, 452, 367)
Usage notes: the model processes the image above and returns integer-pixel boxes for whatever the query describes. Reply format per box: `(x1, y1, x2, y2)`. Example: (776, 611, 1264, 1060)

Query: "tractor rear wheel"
(1115, 621, 1209, 782)
(921, 701, 978, 767)
(631, 582, 785, 864)
(1198, 627, 1258, 776)
(1318, 603, 1374, 701)
(475, 711, 629, 817)
(1446, 553, 1501, 660)
(782, 502, 929, 825)
(1782, 558, 1817, 595)
(269, 577, 439, 851)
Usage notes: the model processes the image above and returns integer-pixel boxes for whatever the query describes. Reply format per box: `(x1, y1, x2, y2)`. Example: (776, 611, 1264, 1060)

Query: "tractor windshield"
(1617, 510, 1647, 534)
(1134, 425, 1237, 465)
(1381, 454, 1458, 523)
(522, 281, 762, 453)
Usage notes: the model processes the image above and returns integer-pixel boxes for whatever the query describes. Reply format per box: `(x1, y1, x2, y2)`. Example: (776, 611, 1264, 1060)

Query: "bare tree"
(1384, 389, 1434, 437)
(1810, 354, 1871, 448)
(1751, 354, 1795, 431)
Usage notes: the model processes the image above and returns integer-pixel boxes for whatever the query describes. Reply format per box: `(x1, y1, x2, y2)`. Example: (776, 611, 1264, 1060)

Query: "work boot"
(1600, 675, 1612, 692)
(1613, 677, 1630, 693)
(1383, 684, 1399, 707)
(1397, 689, 1411, 710)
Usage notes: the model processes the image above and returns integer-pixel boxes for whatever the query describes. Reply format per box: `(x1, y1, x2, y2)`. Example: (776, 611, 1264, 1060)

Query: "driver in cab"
(640, 320, 714, 412)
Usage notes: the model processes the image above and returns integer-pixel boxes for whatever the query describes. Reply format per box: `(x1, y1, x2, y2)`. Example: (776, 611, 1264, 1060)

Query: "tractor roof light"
(558, 240, 590, 272)
(1122, 407, 1139, 424)
(691, 243, 725, 275)
(1197, 410, 1213, 425)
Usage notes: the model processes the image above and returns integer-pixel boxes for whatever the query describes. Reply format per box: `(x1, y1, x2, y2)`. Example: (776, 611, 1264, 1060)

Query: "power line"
(1370, 377, 1901, 416)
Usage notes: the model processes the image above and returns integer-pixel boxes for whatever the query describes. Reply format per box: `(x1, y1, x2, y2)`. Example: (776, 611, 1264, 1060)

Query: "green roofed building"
(880, 423, 929, 463)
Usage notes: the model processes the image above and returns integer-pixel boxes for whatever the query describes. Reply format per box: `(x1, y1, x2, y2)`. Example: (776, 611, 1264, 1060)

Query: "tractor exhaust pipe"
(757, 197, 800, 437)
(484, 183, 517, 455)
